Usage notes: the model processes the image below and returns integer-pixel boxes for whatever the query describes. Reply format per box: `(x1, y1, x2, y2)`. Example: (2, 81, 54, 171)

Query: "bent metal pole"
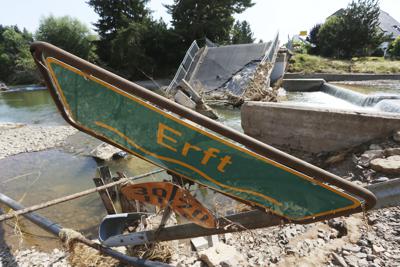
(0, 193, 170, 267)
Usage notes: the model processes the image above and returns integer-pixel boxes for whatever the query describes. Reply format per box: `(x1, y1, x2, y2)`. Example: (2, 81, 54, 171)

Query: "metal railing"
(262, 32, 280, 63)
(166, 40, 199, 93)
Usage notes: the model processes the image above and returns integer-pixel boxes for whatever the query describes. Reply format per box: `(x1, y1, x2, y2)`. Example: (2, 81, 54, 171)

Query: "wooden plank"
(98, 166, 116, 200)
(93, 177, 117, 214)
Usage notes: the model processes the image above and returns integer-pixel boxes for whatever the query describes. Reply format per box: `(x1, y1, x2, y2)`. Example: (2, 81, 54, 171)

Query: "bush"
(388, 37, 400, 59)
(291, 41, 309, 54)
(313, 0, 384, 58)
(36, 16, 96, 60)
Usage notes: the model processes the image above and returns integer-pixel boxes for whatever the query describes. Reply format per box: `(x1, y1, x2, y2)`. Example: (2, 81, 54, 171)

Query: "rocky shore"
(169, 131, 400, 267)
(0, 121, 399, 266)
(0, 123, 77, 160)
(0, 247, 69, 267)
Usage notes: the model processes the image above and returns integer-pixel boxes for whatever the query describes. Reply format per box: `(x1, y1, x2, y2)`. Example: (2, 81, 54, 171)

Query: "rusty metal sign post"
(30, 42, 377, 245)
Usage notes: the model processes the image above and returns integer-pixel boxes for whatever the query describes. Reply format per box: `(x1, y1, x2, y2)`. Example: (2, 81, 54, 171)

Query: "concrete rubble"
(89, 142, 125, 161)
(169, 131, 400, 267)
(199, 243, 247, 267)
(370, 156, 400, 174)
(173, 80, 219, 119)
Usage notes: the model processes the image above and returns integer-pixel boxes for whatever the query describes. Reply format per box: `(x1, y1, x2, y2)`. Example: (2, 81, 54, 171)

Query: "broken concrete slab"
(241, 102, 400, 153)
(90, 143, 122, 161)
(191, 236, 209, 251)
(199, 243, 246, 267)
(370, 156, 400, 174)
(174, 90, 197, 109)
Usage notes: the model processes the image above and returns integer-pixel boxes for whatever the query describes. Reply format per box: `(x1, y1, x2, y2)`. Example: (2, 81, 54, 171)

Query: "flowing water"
(284, 80, 400, 111)
(0, 89, 62, 125)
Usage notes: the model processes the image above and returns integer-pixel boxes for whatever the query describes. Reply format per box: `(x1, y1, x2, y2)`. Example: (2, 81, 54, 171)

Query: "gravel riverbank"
(0, 123, 77, 160)
(0, 122, 76, 266)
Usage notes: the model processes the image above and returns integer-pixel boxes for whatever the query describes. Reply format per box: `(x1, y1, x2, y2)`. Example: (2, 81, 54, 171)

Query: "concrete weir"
(282, 78, 400, 113)
(241, 102, 400, 153)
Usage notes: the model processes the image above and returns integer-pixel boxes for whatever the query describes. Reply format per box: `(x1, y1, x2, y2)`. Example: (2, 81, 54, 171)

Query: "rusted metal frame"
(30, 42, 376, 223)
(102, 209, 284, 247)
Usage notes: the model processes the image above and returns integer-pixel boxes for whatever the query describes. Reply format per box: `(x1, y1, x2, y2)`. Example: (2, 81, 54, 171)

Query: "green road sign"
(43, 56, 362, 221)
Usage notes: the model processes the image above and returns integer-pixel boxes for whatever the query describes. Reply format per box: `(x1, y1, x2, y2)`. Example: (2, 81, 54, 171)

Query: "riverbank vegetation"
(0, 0, 256, 86)
(288, 54, 400, 74)
(289, 0, 400, 74)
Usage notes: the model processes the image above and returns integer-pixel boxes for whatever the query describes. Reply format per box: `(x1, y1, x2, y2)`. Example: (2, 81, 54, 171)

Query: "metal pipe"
(0, 193, 61, 236)
(367, 178, 400, 210)
(0, 193, 171, 267)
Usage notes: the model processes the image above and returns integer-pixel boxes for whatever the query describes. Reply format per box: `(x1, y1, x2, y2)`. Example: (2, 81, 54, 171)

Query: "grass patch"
(288, 54, 400, 74)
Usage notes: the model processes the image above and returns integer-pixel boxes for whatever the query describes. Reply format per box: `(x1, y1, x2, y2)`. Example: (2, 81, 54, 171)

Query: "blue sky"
(1, 0, 399, 42)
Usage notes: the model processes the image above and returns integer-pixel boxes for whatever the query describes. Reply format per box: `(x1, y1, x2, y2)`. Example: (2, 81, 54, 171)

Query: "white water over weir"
(322, 83, 400, 111)
(283, 79, 400, 114)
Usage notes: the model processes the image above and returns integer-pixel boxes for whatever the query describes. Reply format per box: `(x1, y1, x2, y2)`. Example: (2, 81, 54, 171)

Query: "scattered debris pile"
(167, 36, 283, 108)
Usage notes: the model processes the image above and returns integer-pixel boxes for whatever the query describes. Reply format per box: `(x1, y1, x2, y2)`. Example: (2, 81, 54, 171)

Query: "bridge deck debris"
(168, 34, 281, 107)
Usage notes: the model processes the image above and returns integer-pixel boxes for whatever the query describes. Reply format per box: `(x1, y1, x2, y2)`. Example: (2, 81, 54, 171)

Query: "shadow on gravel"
(0, 208, 17, 266)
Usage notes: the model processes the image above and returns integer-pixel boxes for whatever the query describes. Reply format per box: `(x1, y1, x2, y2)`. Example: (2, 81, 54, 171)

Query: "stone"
(283, 227, 297, 239)
(332, 252, 348, 267)
(393, 131, 400, 142)
(359, 150, 385, 167)
(90, 142, 121, 160)
(199, 243, 246, 267)
(191, 237, 209, 251)
(343, 244, 361, 253)
(370, 156, 400, 174)
(344, 255, 359, 267)
(192, 261, 202, 267)
(369, 144, 383, 150)
(355, 252, 367, 258)
(384, 148, 400, 157)
(358, 258, 369, 267)
(372, 245, 385, 254)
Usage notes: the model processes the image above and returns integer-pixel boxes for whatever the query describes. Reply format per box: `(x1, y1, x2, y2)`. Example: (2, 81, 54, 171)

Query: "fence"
(262, 32, 280, 63)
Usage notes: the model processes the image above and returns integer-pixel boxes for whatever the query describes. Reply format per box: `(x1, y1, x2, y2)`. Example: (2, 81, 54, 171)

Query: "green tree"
(231, 20, 255, 44)
(388, 36, 400, 59)
(87, 0, 150, 64)
(88, 0, 181, 79)
(317, 0, 384, 58)
(0, 25, 37, 84)
(317, 16, 343, 57)
(35, 15, 97, 60)
(166, 0, 254, 46)
(306, 24, 321, 55)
